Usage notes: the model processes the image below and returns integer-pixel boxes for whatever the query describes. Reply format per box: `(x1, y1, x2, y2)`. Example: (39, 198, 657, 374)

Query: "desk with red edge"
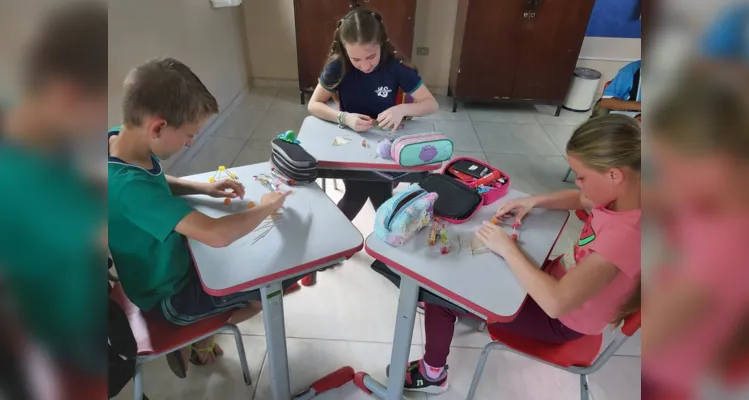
(182, 162, 364, 400)
(359, 189, 569, 399)
(298, 116, 442, 184)
(297, 115, 443, 287)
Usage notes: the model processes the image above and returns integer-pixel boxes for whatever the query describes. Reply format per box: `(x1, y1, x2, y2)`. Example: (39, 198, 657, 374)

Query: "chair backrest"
(621, 309, 641, 337)
(579, 309, 641, 374)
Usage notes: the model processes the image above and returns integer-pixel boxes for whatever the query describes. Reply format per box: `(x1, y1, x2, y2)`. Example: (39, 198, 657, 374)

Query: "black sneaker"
(386, 359, 449, 394)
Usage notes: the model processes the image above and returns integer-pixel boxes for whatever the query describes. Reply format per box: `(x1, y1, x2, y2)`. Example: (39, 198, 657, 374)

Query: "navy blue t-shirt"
(320, 56, 423, 119)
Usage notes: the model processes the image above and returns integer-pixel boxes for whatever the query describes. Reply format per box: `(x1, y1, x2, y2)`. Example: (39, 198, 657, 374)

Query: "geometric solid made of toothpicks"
(208, 165, 238, 183)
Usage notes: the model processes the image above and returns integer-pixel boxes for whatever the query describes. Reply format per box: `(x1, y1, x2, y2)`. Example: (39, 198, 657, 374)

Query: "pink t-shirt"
(643, 214, 749, 393)
(547, 206, 641, 335)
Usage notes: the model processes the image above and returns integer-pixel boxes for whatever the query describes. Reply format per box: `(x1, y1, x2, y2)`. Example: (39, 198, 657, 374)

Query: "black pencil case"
(419, 174, 483, 223)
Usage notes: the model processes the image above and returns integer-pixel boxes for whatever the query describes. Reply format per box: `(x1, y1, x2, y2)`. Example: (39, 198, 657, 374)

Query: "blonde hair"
(566, 115, 642, 327)
(566, 114, 642, 173)
(650, 69, 749, 160)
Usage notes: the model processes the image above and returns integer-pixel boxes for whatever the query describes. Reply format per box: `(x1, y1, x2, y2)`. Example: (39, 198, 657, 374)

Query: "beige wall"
(242, 0, 639, 94)
(0, 0, 66, 100)
(109, 0, 250, 127)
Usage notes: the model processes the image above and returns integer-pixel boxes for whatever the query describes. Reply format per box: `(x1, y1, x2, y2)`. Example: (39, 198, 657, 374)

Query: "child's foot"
(189, 337, 223, 365)
(386, 359, 449, 394)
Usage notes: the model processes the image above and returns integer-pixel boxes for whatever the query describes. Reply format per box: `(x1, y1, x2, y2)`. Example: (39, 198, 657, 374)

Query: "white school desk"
(358, 189, 569, 399)
(298, 116, 442, 181)
(182, 162, 364, 400)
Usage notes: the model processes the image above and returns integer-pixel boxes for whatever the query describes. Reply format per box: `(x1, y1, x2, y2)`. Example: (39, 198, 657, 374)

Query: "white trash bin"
(564, 67, 601, 112)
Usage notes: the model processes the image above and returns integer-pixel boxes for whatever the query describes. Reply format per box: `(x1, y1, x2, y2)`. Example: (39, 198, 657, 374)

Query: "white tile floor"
(115, 88, 641, 400)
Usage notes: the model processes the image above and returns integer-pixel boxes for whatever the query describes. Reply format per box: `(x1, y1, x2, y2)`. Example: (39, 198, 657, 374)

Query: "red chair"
(466, 310, 641, 400)
(110, 283, 251, 400)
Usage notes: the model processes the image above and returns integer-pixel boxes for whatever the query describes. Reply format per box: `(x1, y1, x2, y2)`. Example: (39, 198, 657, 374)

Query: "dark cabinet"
(449, 0, 595, 113)
(293, 0, 417, 104)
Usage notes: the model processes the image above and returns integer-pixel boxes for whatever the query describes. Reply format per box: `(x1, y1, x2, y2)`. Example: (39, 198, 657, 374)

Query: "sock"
(422, 360, 445, 380)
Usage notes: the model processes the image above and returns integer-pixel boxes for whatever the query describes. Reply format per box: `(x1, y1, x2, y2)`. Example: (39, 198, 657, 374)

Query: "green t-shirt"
(108, 129, 194, 311)
(0, 141, 105, 373)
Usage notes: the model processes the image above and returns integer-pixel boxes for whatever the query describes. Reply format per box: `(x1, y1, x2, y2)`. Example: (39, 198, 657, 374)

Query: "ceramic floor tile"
(250, 108, 308, 141)
(431, 346, 578, 399)
(484, 153, 576, 195)
(232, 140, 273, 167)
(179, 137, 247, 177)
(534, 104, 591, 126)
(236, 252, 424, 345)
(113, 335, 266, 400)
(467, 103, 540, 124)
(474, 122, 561, 156)
(541, 124, 577, 155)
(450, 151, 488, 163)
(213, 108, 266, 140)
(587, 355, 642, 400)
(271, 87, 309, 115)
(421, 95, 471, 122)
(601, 329, 641, 357)
(253, 338, 427, 400)
(430, 121, 483, 153)
(242, 87, 279, 111)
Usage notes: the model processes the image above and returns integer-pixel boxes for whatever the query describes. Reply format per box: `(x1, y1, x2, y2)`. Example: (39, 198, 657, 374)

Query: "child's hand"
(475, 221, 519, 258)
(205, 179, 245, 199)
(377, 105, 406, 134)
(495, 197, 536, 225)
(345, 113, 374, 132)
(260, 190, 292, 213)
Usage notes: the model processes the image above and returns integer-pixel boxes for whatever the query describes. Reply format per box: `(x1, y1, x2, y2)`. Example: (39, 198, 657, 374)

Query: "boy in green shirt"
(0, 3, 107, 397)
(108, 57, 293, 376)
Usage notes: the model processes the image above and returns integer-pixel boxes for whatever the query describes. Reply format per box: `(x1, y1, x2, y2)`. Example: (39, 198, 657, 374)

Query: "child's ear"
(609, 168, 624, 184)
(148, 119, 167, 138)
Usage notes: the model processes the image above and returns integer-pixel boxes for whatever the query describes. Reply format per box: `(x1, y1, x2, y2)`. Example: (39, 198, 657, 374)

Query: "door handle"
(524, 0, 540, 19)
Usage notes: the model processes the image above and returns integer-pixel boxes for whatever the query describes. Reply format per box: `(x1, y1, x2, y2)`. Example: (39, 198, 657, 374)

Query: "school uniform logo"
(375, 86, 392, 98)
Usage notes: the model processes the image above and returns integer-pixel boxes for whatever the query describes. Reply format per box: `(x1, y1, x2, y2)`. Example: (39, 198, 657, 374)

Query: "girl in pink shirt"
(642, 68, 749, 399)
(390, 115, 642, 394)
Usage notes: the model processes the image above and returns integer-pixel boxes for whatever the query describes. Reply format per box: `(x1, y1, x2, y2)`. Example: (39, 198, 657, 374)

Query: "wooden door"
(357, 0, 417, 60)
(511, 0, 595, 102)
(453, 0, 525, 100)
(294, 0, 355, 92)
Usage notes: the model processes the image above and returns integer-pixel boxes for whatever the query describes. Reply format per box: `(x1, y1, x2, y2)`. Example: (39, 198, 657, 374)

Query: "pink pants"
(423, 298, 584, 368)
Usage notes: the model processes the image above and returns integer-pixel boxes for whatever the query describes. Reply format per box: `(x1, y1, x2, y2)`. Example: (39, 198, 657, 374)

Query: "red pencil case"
(443, 157, 511, 206)
(419, 158, 510, 224)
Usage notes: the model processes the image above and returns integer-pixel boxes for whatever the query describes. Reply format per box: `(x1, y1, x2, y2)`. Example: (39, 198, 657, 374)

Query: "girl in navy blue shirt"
(307, 8, 438, 221)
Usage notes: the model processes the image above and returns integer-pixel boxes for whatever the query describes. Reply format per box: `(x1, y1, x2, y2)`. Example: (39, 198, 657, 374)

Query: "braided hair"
(321, 8, 416, 92)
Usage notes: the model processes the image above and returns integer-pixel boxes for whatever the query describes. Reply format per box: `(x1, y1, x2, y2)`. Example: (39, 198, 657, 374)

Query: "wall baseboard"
(252, 78, 299, 88)
(164, 85, 249, 175)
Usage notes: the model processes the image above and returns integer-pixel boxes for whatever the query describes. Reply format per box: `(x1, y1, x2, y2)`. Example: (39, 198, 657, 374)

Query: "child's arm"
(166, 175, 245, 199)
(308, 84, 340, 123)
(600, 98, 641, 111)
(503, 249, 620, 318)
(308, 84, 373, 132)
(166, 175, 207, 196)
(175, 191, 290, 248)
(531, 189, 595, 211)
(390, 85, 438, 118)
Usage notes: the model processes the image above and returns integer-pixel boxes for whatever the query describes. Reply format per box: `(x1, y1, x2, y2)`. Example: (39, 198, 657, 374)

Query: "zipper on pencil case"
(385, 189, 427, 230)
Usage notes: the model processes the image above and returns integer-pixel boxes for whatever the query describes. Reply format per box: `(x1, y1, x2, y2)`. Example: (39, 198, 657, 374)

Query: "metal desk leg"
(354, 275, 419, 399)
(261, 282, 292, 400)
(562, 167, 574, 183)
